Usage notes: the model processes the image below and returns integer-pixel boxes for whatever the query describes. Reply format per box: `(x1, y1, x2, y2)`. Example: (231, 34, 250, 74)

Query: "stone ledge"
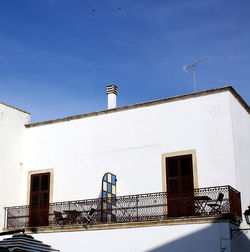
(4, 214, 241, 234)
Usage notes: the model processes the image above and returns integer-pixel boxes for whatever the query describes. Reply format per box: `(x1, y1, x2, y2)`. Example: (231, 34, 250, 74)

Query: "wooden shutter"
(166, 155, 194, 217)
(29, 173, 50, 227)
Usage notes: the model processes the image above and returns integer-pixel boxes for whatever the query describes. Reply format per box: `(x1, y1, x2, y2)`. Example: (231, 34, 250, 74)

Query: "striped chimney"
(106, 84, 117, 109)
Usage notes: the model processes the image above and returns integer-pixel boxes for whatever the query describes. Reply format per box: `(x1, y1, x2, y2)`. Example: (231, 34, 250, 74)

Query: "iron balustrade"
(4, 185, 242, 229)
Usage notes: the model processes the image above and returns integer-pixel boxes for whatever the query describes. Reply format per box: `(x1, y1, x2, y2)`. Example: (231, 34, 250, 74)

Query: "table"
(64, 210, 82, 224)
(194, 196, 212, 214)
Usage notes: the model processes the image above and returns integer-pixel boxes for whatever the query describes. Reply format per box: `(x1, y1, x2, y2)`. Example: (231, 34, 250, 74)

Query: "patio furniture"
(82, 208, 96, 224)
(64, 210, 82, 224)
(193, 196, 212, 214)
(207, 193, 224, 214)
(53, 211, 66, 225)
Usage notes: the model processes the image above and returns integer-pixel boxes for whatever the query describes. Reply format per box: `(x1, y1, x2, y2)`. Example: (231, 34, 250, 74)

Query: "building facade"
(0, 86, 249, 251)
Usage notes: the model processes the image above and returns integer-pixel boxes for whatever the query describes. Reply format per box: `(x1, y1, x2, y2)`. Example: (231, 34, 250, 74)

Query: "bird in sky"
(90, 7, 122, 13)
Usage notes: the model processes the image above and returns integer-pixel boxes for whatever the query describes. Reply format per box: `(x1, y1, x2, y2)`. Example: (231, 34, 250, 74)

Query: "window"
(101, 173, 117, 222)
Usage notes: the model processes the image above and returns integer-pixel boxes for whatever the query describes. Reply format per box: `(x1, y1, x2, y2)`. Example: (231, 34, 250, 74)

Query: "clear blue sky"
(0, 0, 249, 122)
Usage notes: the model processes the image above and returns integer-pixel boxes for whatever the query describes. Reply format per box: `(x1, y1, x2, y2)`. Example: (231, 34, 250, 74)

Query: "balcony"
(4, 185, 242, 231)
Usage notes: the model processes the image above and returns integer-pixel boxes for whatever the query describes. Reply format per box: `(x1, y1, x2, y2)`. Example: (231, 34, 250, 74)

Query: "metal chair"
(82, 208, 96, 224)
(207, 193, 224, 214)
(53, 211, 66, 225)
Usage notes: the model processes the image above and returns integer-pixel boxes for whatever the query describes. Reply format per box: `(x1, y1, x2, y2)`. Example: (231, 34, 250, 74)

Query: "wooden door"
(29, 173, 50, 227)
(166, 155, 194, 217)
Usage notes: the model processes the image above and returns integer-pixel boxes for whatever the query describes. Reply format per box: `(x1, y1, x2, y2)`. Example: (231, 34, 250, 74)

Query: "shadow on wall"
(231, 231, 250, 252)
(148, 224, 250, 252)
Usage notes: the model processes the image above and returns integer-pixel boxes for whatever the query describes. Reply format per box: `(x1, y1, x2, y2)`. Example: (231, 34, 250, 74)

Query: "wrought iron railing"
(4, 185, 242, 229)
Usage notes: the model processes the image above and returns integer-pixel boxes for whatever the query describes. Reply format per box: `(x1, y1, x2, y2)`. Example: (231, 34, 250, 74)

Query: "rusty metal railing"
(4, 185, 242, 229)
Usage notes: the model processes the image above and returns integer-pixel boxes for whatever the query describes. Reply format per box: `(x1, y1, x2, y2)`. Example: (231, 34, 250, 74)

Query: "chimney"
(106, 84, 117, 109)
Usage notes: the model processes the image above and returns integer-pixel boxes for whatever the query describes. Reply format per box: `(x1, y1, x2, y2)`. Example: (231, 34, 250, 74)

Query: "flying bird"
(118, 7, 122, 10)
(91, 9, 96, 12)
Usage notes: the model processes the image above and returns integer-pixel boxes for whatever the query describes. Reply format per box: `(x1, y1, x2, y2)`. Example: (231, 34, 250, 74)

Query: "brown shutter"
(166, 155, 194, 217)
(29, 173, 50, 227)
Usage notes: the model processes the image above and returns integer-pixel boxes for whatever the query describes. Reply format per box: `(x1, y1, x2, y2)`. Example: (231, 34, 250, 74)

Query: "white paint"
(108, 93, 117, 109)
(22, 91, 240, 202)
(228, 94, 250, 231)
(0, 88, 249, 251)
(0, 103, 30, 229)
(33, 222, 232, 252)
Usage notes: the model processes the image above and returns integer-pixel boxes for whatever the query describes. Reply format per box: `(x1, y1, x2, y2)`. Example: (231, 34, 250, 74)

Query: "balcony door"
(166, 154, 194, 217)
(29, 173, 50, 227)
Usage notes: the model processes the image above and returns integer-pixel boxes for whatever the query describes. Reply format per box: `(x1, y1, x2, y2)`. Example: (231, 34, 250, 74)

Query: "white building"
(0, 85, 249, 252)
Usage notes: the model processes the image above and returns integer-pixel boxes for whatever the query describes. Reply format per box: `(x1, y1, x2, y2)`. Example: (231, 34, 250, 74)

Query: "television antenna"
(183, 57, 208, 92)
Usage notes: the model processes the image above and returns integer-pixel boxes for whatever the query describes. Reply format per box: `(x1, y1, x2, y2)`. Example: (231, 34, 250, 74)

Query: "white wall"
(0, 103, 30, 229)
(1, 90, 249, 251)
(21, 91, 238, 205)
(33, 222, 233, 252)
(229, 93, 250, 229)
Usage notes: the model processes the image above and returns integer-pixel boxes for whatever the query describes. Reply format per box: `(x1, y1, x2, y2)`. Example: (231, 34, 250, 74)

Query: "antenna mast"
(183, 57, 208, 92)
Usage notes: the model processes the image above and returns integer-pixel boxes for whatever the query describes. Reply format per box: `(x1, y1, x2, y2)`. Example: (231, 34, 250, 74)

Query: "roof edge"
(0, 102, 30, 115)
(227, 86, 250, 114)
(26, 86, 249, 128)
